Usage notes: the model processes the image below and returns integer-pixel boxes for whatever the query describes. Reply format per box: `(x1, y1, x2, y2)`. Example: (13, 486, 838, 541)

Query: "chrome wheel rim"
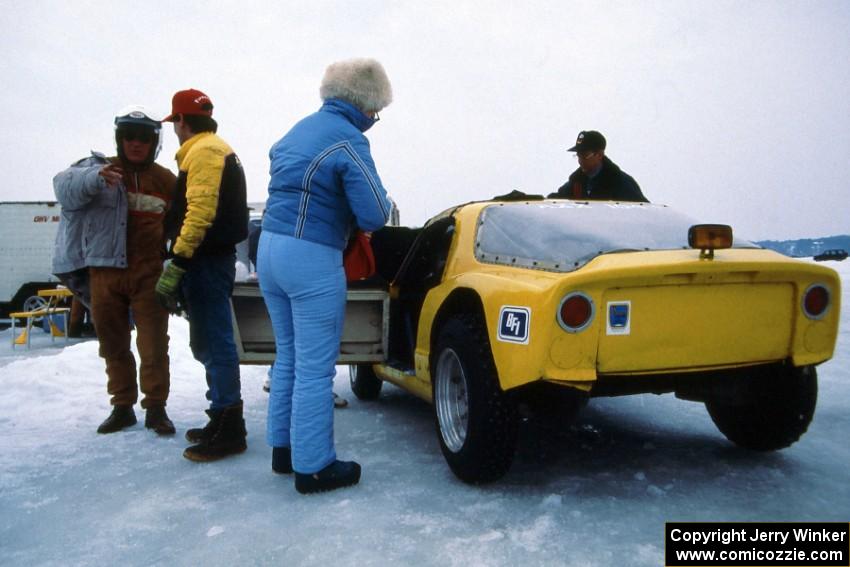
(435, 348, 469, 453)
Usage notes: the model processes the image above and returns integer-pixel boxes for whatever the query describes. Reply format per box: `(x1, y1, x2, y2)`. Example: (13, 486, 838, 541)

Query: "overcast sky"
(2, 1, 848, 240)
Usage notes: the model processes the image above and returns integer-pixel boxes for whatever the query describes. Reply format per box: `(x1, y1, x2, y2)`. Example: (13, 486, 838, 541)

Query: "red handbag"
(343, 230, 376, 282)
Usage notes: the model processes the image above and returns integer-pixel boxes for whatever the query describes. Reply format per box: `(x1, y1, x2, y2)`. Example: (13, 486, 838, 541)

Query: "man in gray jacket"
(53, 105, 177, 436)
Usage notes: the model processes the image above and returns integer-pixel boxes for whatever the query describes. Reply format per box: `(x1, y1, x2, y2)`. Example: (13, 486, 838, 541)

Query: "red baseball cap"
(162, 88, 214, 122)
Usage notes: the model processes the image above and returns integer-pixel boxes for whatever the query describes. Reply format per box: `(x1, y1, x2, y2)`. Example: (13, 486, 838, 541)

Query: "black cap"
(568, 130, 606, 152)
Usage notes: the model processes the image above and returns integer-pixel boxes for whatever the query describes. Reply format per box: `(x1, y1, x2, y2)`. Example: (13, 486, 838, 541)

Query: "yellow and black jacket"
(166, 132, 248, 268)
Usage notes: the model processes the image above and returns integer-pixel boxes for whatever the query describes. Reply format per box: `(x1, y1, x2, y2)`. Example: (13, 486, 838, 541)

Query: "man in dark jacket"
(553, 130, 648, 202)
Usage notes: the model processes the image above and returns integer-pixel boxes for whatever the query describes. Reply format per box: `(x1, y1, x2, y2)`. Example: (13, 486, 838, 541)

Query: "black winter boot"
(97, 405, 137, 434)
(145, 406, 176, 436)
(295, 460, 361, 494)
(272, 447, 292, 474)
(185, 409, 216, 443)
(183, 402, 247, 462)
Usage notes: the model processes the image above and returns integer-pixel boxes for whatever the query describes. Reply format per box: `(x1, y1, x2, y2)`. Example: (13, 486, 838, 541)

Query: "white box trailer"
(0, 201, 62, 317)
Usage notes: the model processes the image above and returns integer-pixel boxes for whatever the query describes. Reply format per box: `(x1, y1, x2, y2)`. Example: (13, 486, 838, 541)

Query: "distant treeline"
(755, 235, 850, 257)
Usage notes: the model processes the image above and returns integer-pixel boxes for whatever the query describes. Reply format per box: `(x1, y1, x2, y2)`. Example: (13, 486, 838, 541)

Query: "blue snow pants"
(181, 253, 243, 410)
(257, 231, 346, 474)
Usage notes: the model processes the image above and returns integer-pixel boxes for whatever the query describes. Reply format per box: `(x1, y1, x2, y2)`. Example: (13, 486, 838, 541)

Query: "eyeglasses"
(574, 151, 596, 160)
(119, 128, 155, 144)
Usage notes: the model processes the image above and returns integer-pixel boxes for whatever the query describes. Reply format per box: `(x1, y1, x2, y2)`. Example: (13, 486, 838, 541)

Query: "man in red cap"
(156, 89, 250, 462)
(553, 130, 648, 202)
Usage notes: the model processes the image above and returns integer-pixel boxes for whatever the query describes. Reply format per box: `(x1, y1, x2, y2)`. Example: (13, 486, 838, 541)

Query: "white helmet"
(114, 105, 163, 164)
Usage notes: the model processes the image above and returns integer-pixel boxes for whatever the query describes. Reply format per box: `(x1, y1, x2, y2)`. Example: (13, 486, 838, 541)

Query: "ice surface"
(1, 260, 848, 566)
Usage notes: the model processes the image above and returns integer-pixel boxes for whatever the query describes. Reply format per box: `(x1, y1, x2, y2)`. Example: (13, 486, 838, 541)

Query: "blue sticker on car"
(498, 306, 531, 344)
(606, 301, 631, 335)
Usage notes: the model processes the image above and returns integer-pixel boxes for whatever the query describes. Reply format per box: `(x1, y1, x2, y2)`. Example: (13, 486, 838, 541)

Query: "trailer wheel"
(23, 295, 48, 320)
(349, 364, 383, 400)
(432, 314, 518, 484)
(705, 364, 817, 451)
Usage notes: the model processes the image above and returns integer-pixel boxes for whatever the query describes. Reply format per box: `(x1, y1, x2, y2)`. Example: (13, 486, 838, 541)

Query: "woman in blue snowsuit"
(258, 58, 393, 494)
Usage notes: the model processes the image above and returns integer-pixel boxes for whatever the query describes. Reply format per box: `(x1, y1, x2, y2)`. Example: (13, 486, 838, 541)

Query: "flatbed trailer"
(230, 281, 390, 365)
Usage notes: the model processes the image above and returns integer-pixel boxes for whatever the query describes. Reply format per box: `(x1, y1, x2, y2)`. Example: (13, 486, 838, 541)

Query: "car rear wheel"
(349, 364, 383, 400)
(433, 314, 518, 483)
(705, 364, 817, 451)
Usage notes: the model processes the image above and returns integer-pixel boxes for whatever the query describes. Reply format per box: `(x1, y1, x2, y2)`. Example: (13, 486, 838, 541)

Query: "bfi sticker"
(606, 301, 631, 335)
(498, 306, 531, 344)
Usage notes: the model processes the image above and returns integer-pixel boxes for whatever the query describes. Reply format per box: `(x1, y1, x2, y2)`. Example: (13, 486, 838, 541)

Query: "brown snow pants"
(89, 256, 170, 409)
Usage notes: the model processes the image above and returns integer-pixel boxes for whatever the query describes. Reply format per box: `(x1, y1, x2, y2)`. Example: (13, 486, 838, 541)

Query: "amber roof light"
(688, 224, 733, 259)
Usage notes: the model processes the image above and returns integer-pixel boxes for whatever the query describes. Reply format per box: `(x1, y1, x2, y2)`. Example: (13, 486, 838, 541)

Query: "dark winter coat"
(165, 132, 249, 269)
(554, 156, 648, 202)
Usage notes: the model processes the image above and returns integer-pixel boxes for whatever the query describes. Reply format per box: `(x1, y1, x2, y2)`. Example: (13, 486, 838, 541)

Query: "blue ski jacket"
(262, 99, 392, 250)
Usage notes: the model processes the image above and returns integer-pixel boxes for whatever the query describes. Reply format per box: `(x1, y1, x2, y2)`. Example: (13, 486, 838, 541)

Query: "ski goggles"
(118, 126, 156, 144)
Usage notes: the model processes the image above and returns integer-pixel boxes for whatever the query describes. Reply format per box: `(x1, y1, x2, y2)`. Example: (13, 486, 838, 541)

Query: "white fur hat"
(319, 58, 393, 113)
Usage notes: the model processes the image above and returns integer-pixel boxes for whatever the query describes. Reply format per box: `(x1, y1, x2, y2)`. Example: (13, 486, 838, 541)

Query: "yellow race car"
(348, 198, 841, 484)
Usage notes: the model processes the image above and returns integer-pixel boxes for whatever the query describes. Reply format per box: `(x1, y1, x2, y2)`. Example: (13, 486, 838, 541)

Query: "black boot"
(145, 406, 176, 436)
(295, 460, 361, 494)
(97, 405, 137, 434)
(185, 409, 216, 443)
(272, 447, 292, 474)
(183, 402, 247, 462)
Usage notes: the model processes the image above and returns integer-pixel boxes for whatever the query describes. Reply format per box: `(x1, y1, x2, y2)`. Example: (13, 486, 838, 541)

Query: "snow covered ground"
(1, 260, 848, 567)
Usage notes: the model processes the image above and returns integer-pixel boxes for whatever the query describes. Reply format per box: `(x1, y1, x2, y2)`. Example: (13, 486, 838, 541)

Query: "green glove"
(155, 260, 187, 314)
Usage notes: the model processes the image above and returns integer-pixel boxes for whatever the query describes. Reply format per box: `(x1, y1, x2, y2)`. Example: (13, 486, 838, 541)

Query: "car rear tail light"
(558, 292, 594, 333)
(802, 284, 830, 319)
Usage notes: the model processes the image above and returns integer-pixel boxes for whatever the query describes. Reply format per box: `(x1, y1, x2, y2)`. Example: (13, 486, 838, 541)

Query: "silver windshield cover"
(474, 201, 756, 272)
